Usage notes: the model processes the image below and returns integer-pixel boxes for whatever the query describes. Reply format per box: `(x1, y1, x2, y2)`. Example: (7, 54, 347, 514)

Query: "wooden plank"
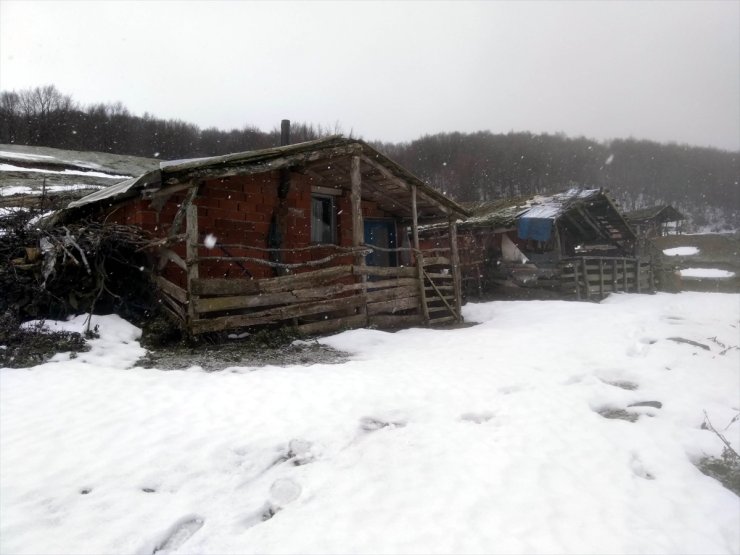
(367, 295, 421, 316)
(423, 272, 453, 280)
(194, 282, 365, 314)
(354, 265, 417, 278)
(311, 185, 342, 196)
(191, 294, 367, 334)
(160, 291, 186, 321)
(156, 276, 188, 304)
(366, 277, 418, 290)
(424, 285, 455, 292)
(366, 285, 419, 303)
(297, 313, 368, 336)
(160, 303, 186, 325)
(422, 256, 451, 266)
(192, 265, 352, 296)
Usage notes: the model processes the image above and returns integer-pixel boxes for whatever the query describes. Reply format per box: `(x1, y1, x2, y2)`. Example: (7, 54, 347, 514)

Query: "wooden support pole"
(636, 258, 642, 293)
(350, 155, 368, 324)
(599, 258, 605, 299)
(581, 258, 591, 300)
(411, 184, 430, 324)
(185, 204, 200, 324)
(611, 259, 617, 292)
(573, 262, 581, 300)
(648, 255, 656, 291)
(448, 216, 463, 322)
(622, 259, 628, 292)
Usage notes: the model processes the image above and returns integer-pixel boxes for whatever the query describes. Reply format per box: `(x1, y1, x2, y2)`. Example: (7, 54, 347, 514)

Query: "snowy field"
(1, 292, 739, 555)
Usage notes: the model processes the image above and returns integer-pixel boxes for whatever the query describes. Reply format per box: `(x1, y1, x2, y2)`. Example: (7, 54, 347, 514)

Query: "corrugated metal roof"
(66, 170, 159, 209)
(459, 188, 601, 228)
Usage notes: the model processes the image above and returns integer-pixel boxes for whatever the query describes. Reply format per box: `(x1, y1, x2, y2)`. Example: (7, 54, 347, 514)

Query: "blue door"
(364, 219, 397, 267)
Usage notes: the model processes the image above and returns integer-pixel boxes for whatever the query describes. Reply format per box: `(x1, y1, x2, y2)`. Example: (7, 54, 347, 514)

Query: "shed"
(625, 205, 686, 238)
(56, 136, 469, 335)
(421, 188, 656, 300)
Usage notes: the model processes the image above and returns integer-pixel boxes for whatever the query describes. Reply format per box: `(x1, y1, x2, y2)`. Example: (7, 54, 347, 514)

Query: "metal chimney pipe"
(280, 119, 290, 146)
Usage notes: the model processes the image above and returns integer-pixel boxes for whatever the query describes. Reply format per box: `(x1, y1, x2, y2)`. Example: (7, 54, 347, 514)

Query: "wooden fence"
(155, 242, 461, 336)
(559, 256, 655, 300)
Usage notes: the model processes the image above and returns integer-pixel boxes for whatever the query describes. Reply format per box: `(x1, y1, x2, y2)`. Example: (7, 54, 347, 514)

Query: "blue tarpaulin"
(517, 217, 553, 242)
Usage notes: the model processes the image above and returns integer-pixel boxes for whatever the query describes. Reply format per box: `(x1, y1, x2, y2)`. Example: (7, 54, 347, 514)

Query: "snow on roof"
(424, 188, 602, 231)
(0, 163, 130, 179)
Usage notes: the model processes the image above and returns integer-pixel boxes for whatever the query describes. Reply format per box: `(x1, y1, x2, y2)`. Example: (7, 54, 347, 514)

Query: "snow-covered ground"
(681, 268, 736, 279)
(664, 246, 700, 257)
(1, 293, 739, 555)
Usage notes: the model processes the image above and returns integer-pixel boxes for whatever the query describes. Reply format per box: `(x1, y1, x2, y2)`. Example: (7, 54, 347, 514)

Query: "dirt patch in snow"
(136, 339, 349, 371)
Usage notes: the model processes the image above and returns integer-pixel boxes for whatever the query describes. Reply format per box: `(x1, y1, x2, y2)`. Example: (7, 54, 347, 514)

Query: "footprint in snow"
(498, 385, 523, 394)
(243, 478, 303, 529)
(630, 454, 655, 480)
(359, 416, 407, 432)
(601, 379, 639, 391)
(149, 515, 204, 554)
(460, 412, 494, 424)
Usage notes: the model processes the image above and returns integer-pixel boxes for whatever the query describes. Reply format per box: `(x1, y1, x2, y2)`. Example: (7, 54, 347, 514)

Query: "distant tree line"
(0, 85, 331, 159)
(380, 132, 739, 228)
(2, 85, 737, 228)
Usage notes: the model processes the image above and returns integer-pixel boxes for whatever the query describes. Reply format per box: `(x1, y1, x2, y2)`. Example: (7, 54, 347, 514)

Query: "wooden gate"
(560, 256, 655, 300)
(421, 255, 461, 324)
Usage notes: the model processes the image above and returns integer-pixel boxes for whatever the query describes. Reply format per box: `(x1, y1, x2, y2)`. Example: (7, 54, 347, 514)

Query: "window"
(311, 194, 336, 243)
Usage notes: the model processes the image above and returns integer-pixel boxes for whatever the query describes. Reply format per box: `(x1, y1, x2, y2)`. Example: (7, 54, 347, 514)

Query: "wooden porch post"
(448, 216, 463, 322)
(185, 204, 199, 326)
(350, 155, 368, 323)
(411, 184, 430, 324)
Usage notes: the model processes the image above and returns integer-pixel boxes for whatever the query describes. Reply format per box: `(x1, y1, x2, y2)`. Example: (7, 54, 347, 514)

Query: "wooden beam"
(351, 155, 368, 326)
(169, 183, 199, 238)
(193, 265, 352, 296)
(156, 276, 188, 304)
(411, 184, 430, 324)
(185, 204, 199, 323)
(361, 153, 451, 216)
(448, 216, 463, 321)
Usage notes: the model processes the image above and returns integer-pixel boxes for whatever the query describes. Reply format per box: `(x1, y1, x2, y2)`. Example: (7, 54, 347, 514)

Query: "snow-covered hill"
(1, 293, 738, 554)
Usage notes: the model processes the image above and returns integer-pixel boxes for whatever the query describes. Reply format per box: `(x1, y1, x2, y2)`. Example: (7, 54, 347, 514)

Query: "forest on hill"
(2, 85, 737, 230)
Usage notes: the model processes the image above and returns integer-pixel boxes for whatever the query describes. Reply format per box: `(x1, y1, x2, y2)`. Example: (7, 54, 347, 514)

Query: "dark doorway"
(364, 219, 397, 267)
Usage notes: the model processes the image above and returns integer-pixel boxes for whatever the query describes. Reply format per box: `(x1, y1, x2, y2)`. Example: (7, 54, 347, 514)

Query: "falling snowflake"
(204, 234, 217, 249)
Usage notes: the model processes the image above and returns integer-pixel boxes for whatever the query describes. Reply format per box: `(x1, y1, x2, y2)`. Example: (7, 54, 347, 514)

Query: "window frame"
(310, 193, 337, 244)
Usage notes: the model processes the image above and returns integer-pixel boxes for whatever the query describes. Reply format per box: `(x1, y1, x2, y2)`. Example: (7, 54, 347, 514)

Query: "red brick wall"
(102, 170, 401, 283)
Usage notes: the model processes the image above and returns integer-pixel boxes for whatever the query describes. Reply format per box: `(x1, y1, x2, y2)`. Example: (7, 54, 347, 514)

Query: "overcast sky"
(1, 1, 738, 151)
